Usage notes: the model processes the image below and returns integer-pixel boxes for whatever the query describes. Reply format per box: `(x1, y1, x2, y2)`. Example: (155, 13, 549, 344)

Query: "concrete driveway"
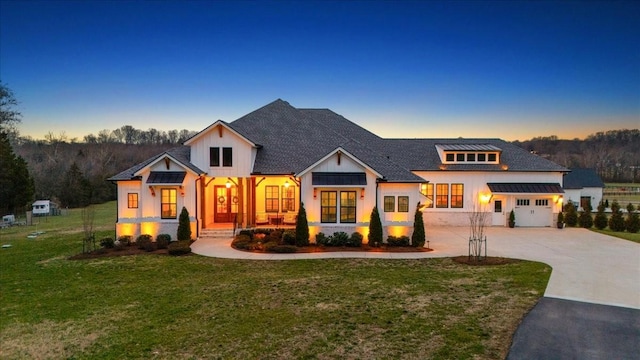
(193, 227, 640, 309)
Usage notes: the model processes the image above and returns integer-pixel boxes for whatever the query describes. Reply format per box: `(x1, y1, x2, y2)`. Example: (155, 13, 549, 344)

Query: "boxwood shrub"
(387, 235, 410, 247)
(168, 240, 191, 255)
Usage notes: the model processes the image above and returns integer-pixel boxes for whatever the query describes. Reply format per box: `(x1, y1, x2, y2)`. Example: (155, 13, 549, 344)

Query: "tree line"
(513, 129, 640, 183)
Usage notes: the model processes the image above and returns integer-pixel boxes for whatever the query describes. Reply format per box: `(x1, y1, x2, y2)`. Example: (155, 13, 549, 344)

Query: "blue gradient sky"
(1, 0, 638, 141)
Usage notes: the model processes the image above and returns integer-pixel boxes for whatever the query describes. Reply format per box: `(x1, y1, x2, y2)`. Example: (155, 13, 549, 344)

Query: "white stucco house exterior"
(108, 100, 569, 241)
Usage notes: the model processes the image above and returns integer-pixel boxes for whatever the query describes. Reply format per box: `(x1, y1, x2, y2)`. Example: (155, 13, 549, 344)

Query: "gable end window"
(210, 147, 220, 167)
(384, 196, 395, 212)
(127, 193, 138, 208)
(161, 189, 177, 219)
(222, 147, 233, 167)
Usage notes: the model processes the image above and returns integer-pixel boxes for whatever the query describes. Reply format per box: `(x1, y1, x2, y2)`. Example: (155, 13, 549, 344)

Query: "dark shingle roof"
(563, 168, 605, 189)
(110, 100, 568, 182)
(108, 146, 204, 181)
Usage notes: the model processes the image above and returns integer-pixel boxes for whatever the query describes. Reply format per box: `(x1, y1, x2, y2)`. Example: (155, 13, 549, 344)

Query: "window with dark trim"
(424, 183, 434, 208)
(384, 196, 395, 212)
(445, 153, 454, 162)
(282, 186, 295, 212)
(477, 153, 486, 161)
(321, 191, 337, 223)
(456, 153, 465, 161)
(209, 147, 220, 167)
(340, 191, 356, 223)
(467, 153, 476, 162)
(398, 196, 409, 212)
(161, 189, 177, 219)
(436, 183, 449, 208)
(451, 184, 464, 208)
(265, 186, 279, 212)
(222, 147, 233, 167)
(127, 193, 138, 208)
(488, 153, 497, 162)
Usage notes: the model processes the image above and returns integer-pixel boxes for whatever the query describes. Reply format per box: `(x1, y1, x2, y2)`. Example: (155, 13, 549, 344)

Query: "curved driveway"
(192, 226, 640, 309)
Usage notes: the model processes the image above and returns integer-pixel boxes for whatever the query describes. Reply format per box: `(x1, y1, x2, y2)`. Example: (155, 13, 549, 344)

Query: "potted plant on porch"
(557, 211, 565, 229)
(508, 210, 516, 228)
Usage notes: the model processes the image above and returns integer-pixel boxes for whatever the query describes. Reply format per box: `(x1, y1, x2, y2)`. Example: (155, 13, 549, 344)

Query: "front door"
(492, 199, 505, 226)
(214, 185, 238, 223)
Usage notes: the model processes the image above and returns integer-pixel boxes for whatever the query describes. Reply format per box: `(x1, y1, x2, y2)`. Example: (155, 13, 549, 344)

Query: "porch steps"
(199, 228, 235, 239)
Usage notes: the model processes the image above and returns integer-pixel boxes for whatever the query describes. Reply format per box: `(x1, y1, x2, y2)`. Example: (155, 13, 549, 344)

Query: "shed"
(32, 200, 60, 216)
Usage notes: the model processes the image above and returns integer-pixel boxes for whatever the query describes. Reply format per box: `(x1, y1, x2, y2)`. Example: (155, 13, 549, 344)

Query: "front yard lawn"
(0, 203, 550, 359)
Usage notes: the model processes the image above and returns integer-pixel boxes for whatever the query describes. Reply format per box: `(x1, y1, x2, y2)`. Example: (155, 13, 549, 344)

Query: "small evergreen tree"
(411, 202, 426, 247)
(625, 203, 640, 233)
(594, 201, 608, 230)
(608, 201, 625, 232)
(368, 206, 383, 247)
(564, 202, 578, 227)
(578, 209, 593, 229)
(604, 199, 609, 209)
(177, 207, 192, 241)
(295, 202, 310, 246)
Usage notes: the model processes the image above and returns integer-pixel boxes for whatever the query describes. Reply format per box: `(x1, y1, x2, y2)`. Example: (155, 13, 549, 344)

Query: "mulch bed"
(234, 245, 433, 253)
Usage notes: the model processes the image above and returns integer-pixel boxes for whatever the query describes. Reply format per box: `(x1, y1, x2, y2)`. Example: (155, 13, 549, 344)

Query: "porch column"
(237, 177, 244, 228)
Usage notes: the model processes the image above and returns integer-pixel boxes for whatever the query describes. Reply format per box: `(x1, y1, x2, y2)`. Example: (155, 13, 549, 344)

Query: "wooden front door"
(214, 185, 238, 223)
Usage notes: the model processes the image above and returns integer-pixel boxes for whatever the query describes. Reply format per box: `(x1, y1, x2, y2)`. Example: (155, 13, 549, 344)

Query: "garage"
(487, 183, 564, 227)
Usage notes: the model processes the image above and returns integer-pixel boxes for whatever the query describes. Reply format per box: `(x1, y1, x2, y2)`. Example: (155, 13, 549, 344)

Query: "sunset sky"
(1, 0, 638, 141)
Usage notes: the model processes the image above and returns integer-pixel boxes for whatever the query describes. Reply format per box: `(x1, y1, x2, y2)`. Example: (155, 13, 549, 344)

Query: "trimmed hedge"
(387, 235, 410, 247)
(168, 240, 191, 255)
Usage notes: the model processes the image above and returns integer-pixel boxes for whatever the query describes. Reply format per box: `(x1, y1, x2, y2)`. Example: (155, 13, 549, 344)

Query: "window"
(398, 196, 409, 212)
(477, 153, 486, 162)
(127, 193, 138, 208)
(451, 184, 464, 208)
(282, 186, 295, 212)
(423, 183, 434, 208)
(265, 186, 279, 212)
(321, 191, 337, 223)
(536, 199, 549, 206)
(340, 191, 356, 223)
(222, 147, 232, 167)
(436, 184, 449, 208)
(446, 153, 455, 162)
(456, 153, 465, 161)
(488, 153, 497, 162)
(516, 199, 530, 206)
(580, 196, 591, 210)
(384, 196, 395, 212)
(494, 200, 502, 213)
(467, 153, 476, 162)
(161, 189, 177, 219)
(209, 147, 220, 167)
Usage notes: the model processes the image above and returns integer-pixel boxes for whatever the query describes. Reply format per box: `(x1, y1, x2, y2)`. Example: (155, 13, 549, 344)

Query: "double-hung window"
(321, 191, 337, 223)
(265, 186, 279, 212)
(161, 189, 177, 219)
(209, 147, 220, 167)
(451, 184, 464, 208)
(340, 191, 356, 223)
(222, 147, 233, 167)
(384, 196, 395, 212)
(282, 186, 295, 212)
(398, 196, 409, 212)
(436, 184, 449, 208)
(127, 193, 138, 208)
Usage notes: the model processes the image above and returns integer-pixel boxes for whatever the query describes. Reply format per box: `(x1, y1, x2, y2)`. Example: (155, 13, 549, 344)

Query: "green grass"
(592, 229, 640, 243)
(0, 202, 550, 359)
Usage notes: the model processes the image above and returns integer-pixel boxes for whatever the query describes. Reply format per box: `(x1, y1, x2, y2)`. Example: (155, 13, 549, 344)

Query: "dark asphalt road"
(507, 297, 640, 360)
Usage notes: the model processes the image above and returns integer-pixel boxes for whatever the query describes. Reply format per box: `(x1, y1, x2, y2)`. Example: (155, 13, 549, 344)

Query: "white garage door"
(514, 198, 552, 227)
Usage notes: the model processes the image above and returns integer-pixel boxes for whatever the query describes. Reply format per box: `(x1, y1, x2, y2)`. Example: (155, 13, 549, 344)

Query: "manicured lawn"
(0, 202, 550, 359)
(592, 229, 640, 244)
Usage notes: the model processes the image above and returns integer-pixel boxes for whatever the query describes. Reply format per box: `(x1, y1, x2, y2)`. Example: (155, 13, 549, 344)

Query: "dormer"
(436, 144, 502, 164)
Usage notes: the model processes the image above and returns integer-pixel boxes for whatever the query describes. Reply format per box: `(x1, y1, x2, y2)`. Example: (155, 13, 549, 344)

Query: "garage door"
(514, 198, 552, 227)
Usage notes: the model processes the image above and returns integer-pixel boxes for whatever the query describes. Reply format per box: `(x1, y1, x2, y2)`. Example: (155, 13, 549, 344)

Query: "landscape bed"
(0, 202, 551, 359)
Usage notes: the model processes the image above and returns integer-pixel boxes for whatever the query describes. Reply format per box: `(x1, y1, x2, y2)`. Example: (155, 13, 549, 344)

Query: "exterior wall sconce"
(226, 177, 238, 189)
(225, 181, 231, 189)
(360, 188, 365, 199)
(179, 186, 185, 197)
(148, 186, 155, 197)
(501, 165, 509, 171)
(554, 196, 563, 204)
(479, 193, 493, 204)
(439, 164, 447, 170)
(284, 180, 290, 188)
(313, 188, 317, 199)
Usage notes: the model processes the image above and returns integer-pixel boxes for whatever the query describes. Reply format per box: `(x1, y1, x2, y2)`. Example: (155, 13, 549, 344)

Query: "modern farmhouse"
(109, 100, 568, 240)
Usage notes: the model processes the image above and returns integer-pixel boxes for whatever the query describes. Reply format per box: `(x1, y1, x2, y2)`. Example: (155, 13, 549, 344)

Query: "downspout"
(195, 176, 201, 239)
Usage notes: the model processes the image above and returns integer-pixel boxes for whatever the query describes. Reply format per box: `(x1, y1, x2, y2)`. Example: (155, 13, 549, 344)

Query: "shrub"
(625, 203, 640, 233)
(238, 229, 253, 239)
(594, 202, 608, 230)
(100, 237, 115, 248)
(295, 202, 310, 246)
(156, 234, 171, 249)
(315, 232, 328, 246)
(266, 230, 283, 244)
(232, 234, 253, 250)
(609, 201, 626, 232)
(564, 202, 578, 227)
(368, 207, 383, 247)
(387, 235, 410, 247)
(331, 232, 350, 246)
(118, 235, 132, 246)
(136, 234, 153, 250)
(411, 202, 426, 247)
(177, 207, 192, 241)
(347, 232, 363, 247)
(114, 239, 125, 251)
(578, 210, 593, 229)
(282, 230, 297, 246)
(557, 211, 564, 226)
(168, 240, 191, 255)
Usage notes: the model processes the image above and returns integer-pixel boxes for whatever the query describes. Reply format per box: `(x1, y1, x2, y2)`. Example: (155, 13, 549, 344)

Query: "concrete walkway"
(192, 226, 640, 309)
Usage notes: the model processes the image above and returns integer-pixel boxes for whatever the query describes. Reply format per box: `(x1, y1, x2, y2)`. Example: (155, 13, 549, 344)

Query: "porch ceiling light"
(225, 180, 231, 189)
(284, 180, 290, 188)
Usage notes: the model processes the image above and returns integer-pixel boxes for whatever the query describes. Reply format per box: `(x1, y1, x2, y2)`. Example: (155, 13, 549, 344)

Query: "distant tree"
(625, 203, 640, 233)
(59, 162, 91, 207)
(0, 82, 21, 133)
(564, 202, 578, 227)
(0, 132, 34, 214)
(295, 202, 310, 246)
(608, 201, 626, 232)
(411, 202, 426, 247)
(177, 207, 192, 241)
(368, 207, 383, 247)
(594, 201, 608, 230)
